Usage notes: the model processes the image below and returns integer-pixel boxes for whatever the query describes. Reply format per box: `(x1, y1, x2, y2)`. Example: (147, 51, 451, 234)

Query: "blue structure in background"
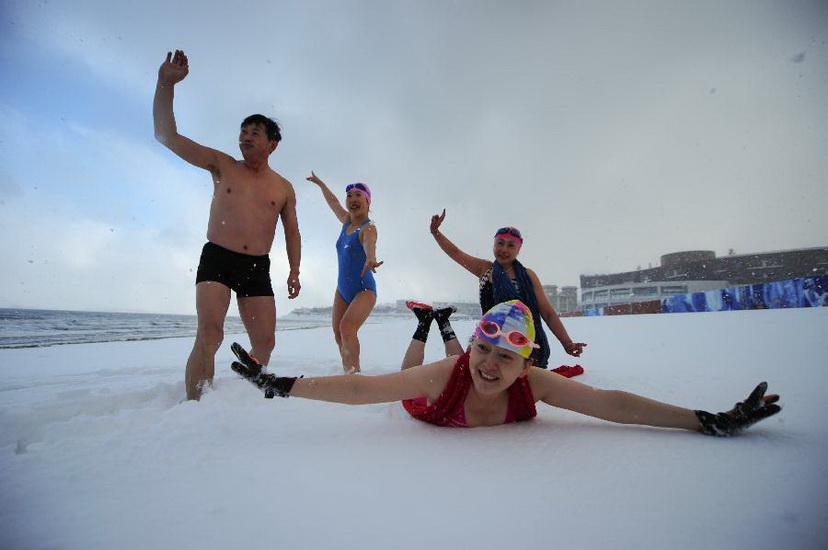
(582, 276, 828, 316)
(662, 276, 828, 313)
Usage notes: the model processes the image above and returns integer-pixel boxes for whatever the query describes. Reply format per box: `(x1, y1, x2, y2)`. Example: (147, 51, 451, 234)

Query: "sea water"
(0, 308, 330, 349)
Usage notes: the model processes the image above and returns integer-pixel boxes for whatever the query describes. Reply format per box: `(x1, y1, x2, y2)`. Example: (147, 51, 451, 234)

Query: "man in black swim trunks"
(154, 50, 301, 400)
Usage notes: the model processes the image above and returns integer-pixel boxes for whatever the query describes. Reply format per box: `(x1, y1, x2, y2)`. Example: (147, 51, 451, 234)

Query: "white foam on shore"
(1, 308, 826, 549)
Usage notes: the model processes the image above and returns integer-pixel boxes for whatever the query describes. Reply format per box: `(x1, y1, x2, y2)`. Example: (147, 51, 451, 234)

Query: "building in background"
(543, 285, 579, 314)
(579, 247, 828, 310)
(297, 247, 828, 318)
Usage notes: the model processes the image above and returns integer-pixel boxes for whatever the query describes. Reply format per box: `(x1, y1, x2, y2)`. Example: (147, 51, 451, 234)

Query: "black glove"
(231, 342, 298, 399)
(231, 342, 261, 369)
(695, 381, 781, 436)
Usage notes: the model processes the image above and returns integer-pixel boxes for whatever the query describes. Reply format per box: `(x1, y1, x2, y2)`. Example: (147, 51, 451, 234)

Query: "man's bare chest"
(214, 175, 285, 210)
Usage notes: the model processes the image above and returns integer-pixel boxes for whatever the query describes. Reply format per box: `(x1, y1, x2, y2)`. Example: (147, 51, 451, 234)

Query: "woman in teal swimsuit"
(307, 172, 383, 373)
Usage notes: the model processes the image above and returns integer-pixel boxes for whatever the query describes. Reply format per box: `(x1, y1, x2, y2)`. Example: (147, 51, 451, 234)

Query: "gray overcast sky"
(1, 0, 826, 315)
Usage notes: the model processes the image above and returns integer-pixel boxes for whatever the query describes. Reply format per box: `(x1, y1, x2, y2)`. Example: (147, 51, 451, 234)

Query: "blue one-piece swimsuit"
(336, 220, 377, 304)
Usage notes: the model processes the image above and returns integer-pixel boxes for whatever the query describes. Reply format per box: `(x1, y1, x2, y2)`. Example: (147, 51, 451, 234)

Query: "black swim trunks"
(195, 242, 274, 297)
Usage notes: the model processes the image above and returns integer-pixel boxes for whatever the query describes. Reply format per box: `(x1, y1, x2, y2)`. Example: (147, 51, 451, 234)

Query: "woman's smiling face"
(345, 189, 369, 214)
(468, 338, 530, 395)
(492, 237, 521, 264)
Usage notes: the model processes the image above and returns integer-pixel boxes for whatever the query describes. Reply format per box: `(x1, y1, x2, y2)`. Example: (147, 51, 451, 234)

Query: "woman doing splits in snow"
(231, 300, 781, 435)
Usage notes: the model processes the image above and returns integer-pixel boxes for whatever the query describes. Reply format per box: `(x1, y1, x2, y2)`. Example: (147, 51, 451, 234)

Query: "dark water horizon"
(0, 307, 330, 349)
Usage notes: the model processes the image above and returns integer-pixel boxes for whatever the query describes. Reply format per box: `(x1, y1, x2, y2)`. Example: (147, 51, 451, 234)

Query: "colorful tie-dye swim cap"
(473, 300, 539, 358)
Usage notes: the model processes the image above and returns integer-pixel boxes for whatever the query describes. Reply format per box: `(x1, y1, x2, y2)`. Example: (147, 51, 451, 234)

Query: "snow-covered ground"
(1, 307, 826, 549)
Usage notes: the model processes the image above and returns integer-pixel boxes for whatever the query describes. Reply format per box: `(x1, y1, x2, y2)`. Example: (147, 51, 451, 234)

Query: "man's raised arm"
(153, 50, 222, 170)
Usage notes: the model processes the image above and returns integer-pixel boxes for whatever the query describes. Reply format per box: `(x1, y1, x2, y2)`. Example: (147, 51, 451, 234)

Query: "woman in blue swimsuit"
(307, 172, 383, 373)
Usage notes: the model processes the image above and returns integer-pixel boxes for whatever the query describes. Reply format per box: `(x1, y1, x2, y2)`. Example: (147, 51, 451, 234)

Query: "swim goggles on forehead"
(494, 226, 523, 243)
(345, 183, 370, 195)
(477, 320, 539, 349)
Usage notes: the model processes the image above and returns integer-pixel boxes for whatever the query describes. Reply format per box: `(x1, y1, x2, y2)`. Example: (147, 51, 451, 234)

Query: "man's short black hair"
(242, 114, 282, 143)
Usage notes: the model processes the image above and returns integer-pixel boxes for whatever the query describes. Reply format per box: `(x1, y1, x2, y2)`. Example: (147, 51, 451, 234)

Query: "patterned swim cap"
(473, 300, 538, 358)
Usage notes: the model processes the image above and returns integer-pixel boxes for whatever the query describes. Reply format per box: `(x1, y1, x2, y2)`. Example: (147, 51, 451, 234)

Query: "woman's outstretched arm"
(233, 346, 456, 405)
(306, 171, 349, 223)
(526, 268, 586, 357)
(430, 209, 490, 277)
(528, 369, 780, 434)
(530, 370, 701, 430)
(290, 360, 450, 404)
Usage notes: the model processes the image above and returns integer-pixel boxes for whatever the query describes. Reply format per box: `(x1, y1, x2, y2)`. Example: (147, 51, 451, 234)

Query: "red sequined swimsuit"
(402, 350, 537, 427)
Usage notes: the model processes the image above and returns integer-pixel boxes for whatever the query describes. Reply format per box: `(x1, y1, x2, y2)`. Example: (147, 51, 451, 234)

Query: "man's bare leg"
(186, 282, 231, 400)
(338, 290, 376, 373)
(238, 295, 276, 366)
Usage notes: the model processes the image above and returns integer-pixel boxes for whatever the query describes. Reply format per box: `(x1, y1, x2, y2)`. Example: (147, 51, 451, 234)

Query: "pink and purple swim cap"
(494, 226, 523, 245)
(345, 182, 372, 206)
